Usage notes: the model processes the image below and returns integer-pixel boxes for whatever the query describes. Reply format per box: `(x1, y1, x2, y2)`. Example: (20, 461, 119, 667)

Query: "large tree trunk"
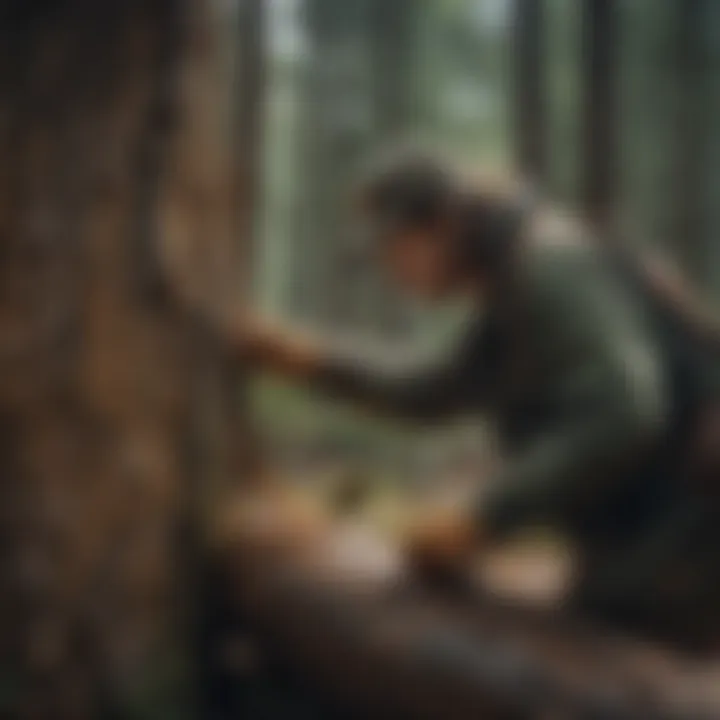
(234, 0, 266, 276)
(0, 1, 243, 716)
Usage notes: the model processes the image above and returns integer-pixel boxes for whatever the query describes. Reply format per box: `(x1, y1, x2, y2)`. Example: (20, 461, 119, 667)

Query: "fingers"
(217, 486, 331, 562)
(400, 505, 480, 580)
(228, 314, 322, 380)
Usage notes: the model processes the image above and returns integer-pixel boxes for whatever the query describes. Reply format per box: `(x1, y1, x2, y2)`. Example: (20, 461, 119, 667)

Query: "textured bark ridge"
(0, 1, 244, 716)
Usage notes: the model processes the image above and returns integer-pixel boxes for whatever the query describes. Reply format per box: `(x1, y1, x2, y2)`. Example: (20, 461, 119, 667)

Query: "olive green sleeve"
(313, 315, 493, 423)
(481, 245, 670, 537)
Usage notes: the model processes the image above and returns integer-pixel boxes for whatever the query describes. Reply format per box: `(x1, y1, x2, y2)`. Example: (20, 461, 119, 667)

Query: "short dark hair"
(359, 149, 535, 272)
(359, 150, 458, 231)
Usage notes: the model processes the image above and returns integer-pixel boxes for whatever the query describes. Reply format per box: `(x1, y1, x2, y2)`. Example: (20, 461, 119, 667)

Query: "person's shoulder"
(519, 207, 601, 288)
(526, 206, 596, 257)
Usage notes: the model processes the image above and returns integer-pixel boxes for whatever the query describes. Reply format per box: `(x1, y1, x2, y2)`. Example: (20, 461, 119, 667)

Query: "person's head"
(358, 149, 529, 301)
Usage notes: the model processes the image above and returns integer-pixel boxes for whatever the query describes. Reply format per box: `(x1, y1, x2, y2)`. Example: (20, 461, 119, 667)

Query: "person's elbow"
(606, 359, 669, 454)
(390, 387, 455, 424)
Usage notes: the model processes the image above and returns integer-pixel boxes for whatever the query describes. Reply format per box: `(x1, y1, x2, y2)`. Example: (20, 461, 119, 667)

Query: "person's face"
(380, 224, 460, 300)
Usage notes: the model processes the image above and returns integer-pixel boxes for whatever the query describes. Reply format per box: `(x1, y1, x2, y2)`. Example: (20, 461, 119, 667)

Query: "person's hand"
(217, 484, 331, 561)
(400, 503, 483, 582)
(222, 310, 275, 362)
(227, 312, 321, 380)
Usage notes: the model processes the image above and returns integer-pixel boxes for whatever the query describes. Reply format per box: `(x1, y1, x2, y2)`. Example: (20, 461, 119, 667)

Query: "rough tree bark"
(234, 0, 266, 279)
(0, 1, 245, 717)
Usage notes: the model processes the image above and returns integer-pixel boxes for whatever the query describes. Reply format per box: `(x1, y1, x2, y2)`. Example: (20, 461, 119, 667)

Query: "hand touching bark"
(400, 503, 483, 581)
(229, 312, 323, 381)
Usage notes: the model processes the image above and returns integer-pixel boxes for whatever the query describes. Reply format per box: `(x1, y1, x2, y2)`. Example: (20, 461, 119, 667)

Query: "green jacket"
(315, 215, 670, 539)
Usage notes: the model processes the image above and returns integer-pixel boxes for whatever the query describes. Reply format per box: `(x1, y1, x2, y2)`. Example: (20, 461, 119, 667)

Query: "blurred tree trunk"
(702, 4, 720, 299)
(292, 0, 374, 326)
(235, 0, 266, 272)
(580, 0, 618, 232)
(544, 0, 582, 204)
(360, 0, 421, 335)
(292, 0, 420, 333)
(0, 0, 244, 717)
(191, 5, 267, 715)
(196, 0, 266, 496)
(512, 0, 547, 183)
(369, 0, 420, 141)
(616, 0, 676, 254)
(673, 0, 713, 284)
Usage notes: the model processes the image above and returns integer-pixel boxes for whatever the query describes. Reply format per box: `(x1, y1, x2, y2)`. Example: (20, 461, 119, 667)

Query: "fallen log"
(218, 498, 720, 720)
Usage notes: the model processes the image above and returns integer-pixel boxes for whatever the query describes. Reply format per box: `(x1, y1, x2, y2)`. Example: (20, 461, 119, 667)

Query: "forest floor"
(208, 465, 720, 720)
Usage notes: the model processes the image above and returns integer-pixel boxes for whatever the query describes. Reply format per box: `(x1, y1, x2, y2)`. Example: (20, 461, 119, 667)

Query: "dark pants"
(569, 465, 720, 648)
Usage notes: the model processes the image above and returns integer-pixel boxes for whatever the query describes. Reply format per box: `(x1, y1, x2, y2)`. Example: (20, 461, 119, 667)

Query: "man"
(236, 151, 720, 642)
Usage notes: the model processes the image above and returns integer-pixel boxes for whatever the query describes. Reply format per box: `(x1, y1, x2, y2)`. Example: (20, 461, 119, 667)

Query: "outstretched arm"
(480, 244, 669, 539)
(235, 313, 491, 424)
